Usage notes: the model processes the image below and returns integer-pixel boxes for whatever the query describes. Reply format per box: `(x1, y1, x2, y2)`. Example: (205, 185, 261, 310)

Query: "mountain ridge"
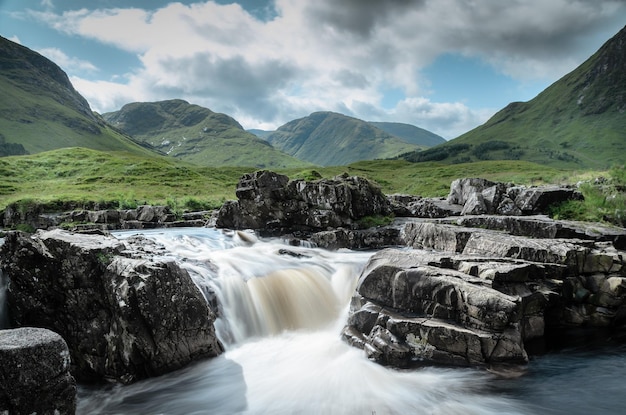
(103, 100, 308, 168)
(399, 25, 626, 169)
(0, 36, 157, 157)
(266, 111, 423, 166)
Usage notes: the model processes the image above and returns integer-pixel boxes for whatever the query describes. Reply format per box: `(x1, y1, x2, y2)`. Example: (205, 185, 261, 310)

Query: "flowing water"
(4, 228, 625, 414)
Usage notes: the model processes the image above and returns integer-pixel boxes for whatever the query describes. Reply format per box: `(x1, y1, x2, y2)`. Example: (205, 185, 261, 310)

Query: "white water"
(77, 228, 533, 414)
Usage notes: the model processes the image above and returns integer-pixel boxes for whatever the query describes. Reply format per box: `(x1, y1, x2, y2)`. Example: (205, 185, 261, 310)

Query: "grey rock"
(447, 178, 497, 206)
(0, 229, 223, 384)
(0, 327, 76, 414)
(514, 185, 583, 215)
(216, 170, 391, 233)
(311, 227, 401, 250)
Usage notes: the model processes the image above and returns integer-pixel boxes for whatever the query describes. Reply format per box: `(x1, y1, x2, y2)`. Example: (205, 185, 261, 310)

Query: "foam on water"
(76, 227, 533, 414)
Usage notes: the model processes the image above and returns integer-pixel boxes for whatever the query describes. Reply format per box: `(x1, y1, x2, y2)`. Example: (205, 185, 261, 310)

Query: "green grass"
(0, 147, 250, 212)
(548, 166, 626, 226)
(0, 148, 623, 226)
(0, 77, 159, 158)
(103, 100, 308, 169)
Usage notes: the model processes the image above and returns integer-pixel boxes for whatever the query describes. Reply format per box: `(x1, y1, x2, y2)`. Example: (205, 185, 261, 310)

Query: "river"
(4, 228, 625, 414)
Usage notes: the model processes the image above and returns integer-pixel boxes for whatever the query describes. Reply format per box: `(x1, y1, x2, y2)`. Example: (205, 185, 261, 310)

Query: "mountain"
(0, 36, 156, 157)
(103, 100, 307, 168)
(247, 129, 274, 140)
(399, 25, 626, 169)
(265, 111, 423, 166)
(368, 122, 446, 147)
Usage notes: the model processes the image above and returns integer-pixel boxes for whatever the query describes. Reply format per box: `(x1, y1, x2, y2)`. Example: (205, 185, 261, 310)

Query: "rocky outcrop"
(216, 170, 392, 234)
(343, 220, 626, 368)
(0, 229, 223, 384)
(1, 203, 211, 232)
(0, 327, 76, 414)
(446, 177, 583, 216)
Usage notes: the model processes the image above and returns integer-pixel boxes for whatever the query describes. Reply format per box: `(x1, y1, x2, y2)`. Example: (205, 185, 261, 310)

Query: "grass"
(548, 166, 626, 226)
(0, 147, 249, 212)
(0, 148, 623, 226)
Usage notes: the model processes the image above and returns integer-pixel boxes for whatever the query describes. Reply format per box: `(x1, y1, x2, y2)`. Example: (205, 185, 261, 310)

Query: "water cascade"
(4, 228, 622, 414)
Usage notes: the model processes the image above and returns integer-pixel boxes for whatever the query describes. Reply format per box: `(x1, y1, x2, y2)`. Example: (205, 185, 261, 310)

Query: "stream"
(3, 227, 625, 414)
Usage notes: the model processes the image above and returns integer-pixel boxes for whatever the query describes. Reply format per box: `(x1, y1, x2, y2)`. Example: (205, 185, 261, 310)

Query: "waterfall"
(76, 228, 535, 415)
(114, 228, 370, 347)
(0, 228, 621, 414)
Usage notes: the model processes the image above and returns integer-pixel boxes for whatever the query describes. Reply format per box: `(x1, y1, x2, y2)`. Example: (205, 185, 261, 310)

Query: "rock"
(447, 178, 497, 206)
(311, 227, 401, 250)
(216, 170, 392, 233)
(388, 195, 462, 218)
(0, 327, 76, 414)
(401, 221, 478, 252)
(343, 214, 626, 369)
(514, 185, 583, 215)
(0, 229, 223, 384)
(343, 249, 529, 367)
(443, 178, 583, 217)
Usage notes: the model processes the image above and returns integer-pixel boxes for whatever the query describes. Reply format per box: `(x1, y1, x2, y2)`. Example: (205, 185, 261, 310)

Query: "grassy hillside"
(103, 100, 307, 169)
(0, 148, 250, 211)
(267, 112, 423, 166)
(369, 122, 446, 147)
(0, 148, 567, 210)
(1, 148, 623, 225)
(0, 36, 158, 157)
(399, 25, 626, 170)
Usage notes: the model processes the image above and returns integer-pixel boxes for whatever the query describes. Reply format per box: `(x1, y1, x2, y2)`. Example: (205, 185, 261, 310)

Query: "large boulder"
(216, 170, 392, 234)
(0, 327, 76, 414)
(0, 229, 223, 384)
(343, 217, 626, 368)
(445, 178, 583, 216)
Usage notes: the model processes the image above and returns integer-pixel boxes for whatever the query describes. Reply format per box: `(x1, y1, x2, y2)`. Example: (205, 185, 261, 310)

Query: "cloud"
(27, 0, 626, 137)
(354, 97, 494, 139)
(38, 47, 98, 73)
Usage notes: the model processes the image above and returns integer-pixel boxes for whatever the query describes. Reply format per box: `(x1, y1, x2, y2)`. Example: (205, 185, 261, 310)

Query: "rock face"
(0, 327, 76, 414)
(338, 177, 625, 369)
(0, 229, 223, 384)
(1, 203, 210, 231)
(446, 177, 583, 216)
(216, 170, 391, 234)
(343, 220, 626, 368)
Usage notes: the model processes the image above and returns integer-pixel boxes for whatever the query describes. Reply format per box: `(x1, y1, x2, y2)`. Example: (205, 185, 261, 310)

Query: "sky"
(1, 0, 625, 139)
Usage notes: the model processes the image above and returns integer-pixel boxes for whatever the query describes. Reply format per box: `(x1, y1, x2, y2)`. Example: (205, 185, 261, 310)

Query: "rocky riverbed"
(1, 171, 625, 413)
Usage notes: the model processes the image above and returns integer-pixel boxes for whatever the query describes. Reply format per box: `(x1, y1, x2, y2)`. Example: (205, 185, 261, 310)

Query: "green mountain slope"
(0, 36, 157, 157)
(369, 122, 446, 147)
(400, 25, 626, 169)
(103, 100, 307, 168)
(247, 129, 274, 139)
(266, 111, 422, 166)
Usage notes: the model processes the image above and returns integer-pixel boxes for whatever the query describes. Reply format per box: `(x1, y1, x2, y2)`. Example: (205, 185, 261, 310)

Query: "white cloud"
(7, 35, 21, 44)
(38, 47, 98, 73)
(28, 0, 626, 137)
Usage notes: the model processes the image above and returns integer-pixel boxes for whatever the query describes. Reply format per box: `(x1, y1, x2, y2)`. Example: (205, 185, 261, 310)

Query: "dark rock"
(0, 229, 223, 384)
(311, 227, 401, 250)
(401, 220, 477, 252)
(0, 327, 76, 414)
(442, 178, 583, 217)
(216, 170, 392, 233)
(514, 185, 583, 214)
(343, 215, 626, 369)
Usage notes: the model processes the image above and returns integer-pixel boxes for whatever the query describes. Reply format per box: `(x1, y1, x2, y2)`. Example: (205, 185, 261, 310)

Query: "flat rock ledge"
(0, 229, 224, 384)
(1, 204, 212, 232)
(0, 327, 76, 415)
(342, 221, 626, 369)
